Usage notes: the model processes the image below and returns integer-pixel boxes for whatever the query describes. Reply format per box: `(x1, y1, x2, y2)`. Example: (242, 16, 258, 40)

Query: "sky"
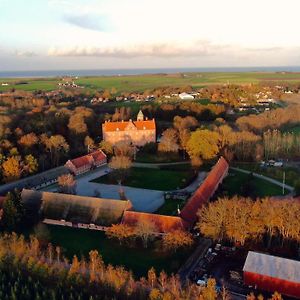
(1, 0, 300, 70)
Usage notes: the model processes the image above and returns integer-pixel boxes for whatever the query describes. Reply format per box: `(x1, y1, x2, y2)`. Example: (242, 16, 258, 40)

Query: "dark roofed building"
(21, 189, 132, 226)
(180, 157, 229, 227)
(121, 211, 189, 234)
(243, 251, 300, 298)
(0, 166, 70, 196)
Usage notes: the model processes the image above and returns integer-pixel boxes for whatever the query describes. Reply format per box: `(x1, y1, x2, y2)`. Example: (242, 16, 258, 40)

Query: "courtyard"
(92, 164, 196, 191)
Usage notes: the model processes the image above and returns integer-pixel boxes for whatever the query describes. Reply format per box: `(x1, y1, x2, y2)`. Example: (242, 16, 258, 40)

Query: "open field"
(232, 162, 300, 186)
(2, 72, 300, 92)
(135, 152, 185, 163)
(155, 198, 185, 216)
(92, 165, 196, 191)
(45, 225, 191, 278)
(281, 124, 300, 134)
(219, 170, 288, 198)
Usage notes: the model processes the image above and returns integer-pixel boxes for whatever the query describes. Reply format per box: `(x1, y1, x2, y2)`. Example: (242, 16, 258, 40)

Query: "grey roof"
(243, 251, 300, 283)
(0, 166, 69, 196)
(21, 189, 132, 226)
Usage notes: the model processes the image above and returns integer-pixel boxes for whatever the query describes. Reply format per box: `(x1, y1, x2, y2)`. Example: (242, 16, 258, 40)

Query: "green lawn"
(92, 166, 196, 191)
(220, 170, 288, 198)
(232, 162, 300, 186)
(135, 152, 185, 163)
(281, 124, 300, 134)
(45, 225, 191, 278)
(155, 198, 185, 216)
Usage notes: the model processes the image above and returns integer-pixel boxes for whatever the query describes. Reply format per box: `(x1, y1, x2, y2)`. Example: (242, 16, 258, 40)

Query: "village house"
(179, 92, 194, 100)
(102, 110, 156, 146)
(243, 251, 300, 298)
(65, 150, 107, 175)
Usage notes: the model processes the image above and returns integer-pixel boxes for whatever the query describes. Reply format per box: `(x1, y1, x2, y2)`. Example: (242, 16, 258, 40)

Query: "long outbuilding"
(179, 156, 229, 227)
(243, 251, 300, 298)
(21, 189, 132, 226)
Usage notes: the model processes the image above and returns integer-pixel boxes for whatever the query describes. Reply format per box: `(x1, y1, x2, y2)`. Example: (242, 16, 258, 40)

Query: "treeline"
(199, 84, 282, 107)
(197, 196, 300, 247)
(0, 99, 101, 182)
(155, 102, 226, 122)
(0, 233, 220, 300)
(263, 130, 300, 159)
(236, 105, 300, 133)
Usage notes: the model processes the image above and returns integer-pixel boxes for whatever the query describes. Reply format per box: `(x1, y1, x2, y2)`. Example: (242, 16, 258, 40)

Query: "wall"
(244, 271, 300, 298)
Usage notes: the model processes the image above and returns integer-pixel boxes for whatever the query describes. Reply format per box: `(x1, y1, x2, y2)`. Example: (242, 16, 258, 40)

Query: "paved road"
(230, 167, 294, 192)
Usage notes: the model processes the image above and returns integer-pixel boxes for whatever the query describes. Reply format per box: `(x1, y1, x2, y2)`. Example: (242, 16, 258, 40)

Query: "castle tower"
(137, 110, 144, 121)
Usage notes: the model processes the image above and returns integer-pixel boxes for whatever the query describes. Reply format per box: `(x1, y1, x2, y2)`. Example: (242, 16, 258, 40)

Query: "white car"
(196, 279, 207, 286)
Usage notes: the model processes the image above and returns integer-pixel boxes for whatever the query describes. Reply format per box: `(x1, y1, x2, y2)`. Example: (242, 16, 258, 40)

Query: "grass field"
(281, 124, 300, 134)
(135, 152, 185, 163)
(155, 198, 185, 216)
(232, 162, 300, 186)
(220, 170, 288, 198)
(45, 225, 191, 278)
(2, 72, 300, 92)
(92, 165, 195, 191)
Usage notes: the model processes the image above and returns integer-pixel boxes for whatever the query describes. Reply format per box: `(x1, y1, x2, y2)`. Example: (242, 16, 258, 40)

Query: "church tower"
(137, 110, 144, 121)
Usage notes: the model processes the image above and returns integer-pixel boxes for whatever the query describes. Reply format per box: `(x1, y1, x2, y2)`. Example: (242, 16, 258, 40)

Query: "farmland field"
(2, 71, 300, 92)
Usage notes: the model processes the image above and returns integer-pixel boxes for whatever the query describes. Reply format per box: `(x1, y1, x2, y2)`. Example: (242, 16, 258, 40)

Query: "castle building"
(102, 110, 156, 146)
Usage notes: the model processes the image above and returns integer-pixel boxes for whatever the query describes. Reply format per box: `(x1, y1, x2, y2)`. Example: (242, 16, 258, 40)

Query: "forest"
(197, 196, 300, 248)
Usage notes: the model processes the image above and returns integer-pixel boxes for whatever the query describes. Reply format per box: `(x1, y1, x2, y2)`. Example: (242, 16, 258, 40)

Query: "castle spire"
(137, 110, 144, 121)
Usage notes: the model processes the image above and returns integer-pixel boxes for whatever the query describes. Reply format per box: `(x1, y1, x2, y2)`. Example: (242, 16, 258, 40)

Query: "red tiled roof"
(121, 211, 189, 233)
(70, 150, 106, 169)
(70, 155, 93, 169)
(103, 119, 155, 132)
(90, 150, 107, 163)
(180, 157, 229, 226)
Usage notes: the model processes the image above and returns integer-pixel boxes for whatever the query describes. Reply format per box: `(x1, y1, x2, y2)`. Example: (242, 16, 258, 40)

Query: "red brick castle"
(102, 110, 156, 146)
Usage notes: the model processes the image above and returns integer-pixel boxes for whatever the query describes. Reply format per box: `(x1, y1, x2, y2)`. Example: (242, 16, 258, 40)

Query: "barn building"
(21, 189, 132, 226)
(180, 157, 229, 227)
(102, 110, 156, 146)
(65, 150, 107, 175)
(243, 251, 300, 298)
(121, 211, 189, 234)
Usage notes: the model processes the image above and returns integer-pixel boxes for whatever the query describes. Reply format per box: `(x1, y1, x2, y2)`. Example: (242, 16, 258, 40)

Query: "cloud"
(48, 40, 229, 58)
(14, 50, 38, 57)
(245, 47, 283, 52)
(63, 13, 111, 32)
